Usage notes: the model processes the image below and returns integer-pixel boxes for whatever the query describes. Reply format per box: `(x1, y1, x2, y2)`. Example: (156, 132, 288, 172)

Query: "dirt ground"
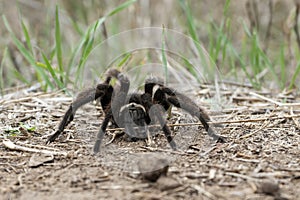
(0, 84, 300, 200)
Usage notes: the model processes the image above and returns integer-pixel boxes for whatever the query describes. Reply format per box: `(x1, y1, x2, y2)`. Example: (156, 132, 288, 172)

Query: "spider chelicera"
(46, 68, 225, 153)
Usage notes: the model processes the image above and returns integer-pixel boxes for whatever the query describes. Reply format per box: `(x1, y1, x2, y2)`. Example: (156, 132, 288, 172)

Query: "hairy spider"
(46, 68, 225, 153)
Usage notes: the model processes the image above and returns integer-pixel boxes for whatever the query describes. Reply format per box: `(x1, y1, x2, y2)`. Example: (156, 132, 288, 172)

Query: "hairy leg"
(148, 104, 177, 150)
(164, 88, 225, 142)
(46, 85, 108, 144)
(93, 109, 112, 153)
(94, 69, 130, 153)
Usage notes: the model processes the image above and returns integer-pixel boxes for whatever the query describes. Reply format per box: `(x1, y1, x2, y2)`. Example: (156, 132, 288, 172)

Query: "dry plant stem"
(105, 113, 300, 132)
(294, 2, 300, 50)
(225, 172, 262, 182)
(264, 0, 273, 52)
(98, 184, 150, 190)
(191, 184, 216, 200)
(15, 141, 65, 151)
(240, 106, 279, 139)
(3, 139, 68, 156)
(17, 174, 24, 187)
(1, 90, 66, 105)
(253, 0, 259, 31)
(240, 119, 270, 139)
(290, 107, 300, 129)
(105, 131, 123, 145)
(246, 0, 256, 32)
(139, 146, 186, 155)
(249, 91, 300, 106)
(200, 146, 218, 157)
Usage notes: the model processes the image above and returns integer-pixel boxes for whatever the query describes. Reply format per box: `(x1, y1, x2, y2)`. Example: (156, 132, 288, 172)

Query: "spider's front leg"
(163, 87, 225, 143)
(145, 78, 225, 143)
(141, 94, 177, 150)
(46, 84, 109, 144)
(93, 109, 112, 153)
(93, 71, 130, 153)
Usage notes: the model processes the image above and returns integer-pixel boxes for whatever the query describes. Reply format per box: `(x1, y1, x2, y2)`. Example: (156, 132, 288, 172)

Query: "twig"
(240, 112, 271, 139)
(15, 141, 64, 151)
(290, 107, 300, 129)
(191, 184, 216, 200)
(233, 158, 260, 163)
(0, 162, 18, 173)
(3, 139, 68, 156)
(106, 114, 300, 133)
(270, 164, 300, 172)
(138, 146, 187, 155)
(220, 80, 253, 88)
(1, 90, 66, 105)
(17, 174, 24, 187)
(98, 183, 149, 190)
(105, 131, 123, 146)
(250, 91, 300, 106)
(225, 172, 261, 182)
(199, 146, 218, 157)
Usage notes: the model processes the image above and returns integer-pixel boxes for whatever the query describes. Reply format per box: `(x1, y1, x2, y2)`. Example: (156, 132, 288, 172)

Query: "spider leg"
(162, 87, 225, 142)
(46, 84, 108, 144)
(149, 104, 177, 150)
(93, 109, 112, 153)
(94, 70, 130, 153)
(141, 94, 176, 150)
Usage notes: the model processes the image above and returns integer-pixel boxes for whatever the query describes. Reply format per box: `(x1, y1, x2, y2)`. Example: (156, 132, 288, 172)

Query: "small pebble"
(137, 154, 169, 182)
(156, 176, 181, 191)
(28, 153, 54, 168)
(259, 181, 280, 195)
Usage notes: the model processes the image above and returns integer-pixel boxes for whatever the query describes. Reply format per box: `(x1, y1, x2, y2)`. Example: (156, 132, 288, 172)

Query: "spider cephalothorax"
(46, 68, 225, 153)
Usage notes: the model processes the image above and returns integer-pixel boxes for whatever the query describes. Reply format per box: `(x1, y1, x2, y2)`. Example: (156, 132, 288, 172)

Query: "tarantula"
(46, 68, 225, 153)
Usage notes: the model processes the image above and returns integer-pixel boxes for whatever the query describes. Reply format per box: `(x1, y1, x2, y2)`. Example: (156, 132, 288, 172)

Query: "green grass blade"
(178, 0, 212, 79)
(0, 47, 7, 95)
(72, 1, 137, 86)
(279, 45, 286, 88)
(223, 0, 231, 16)
(180, 55, 200, 81)
(3, 15, 53, 89)
(3, 16, 35, 64)
(289, 61, 300, 90)
(12, 68, 30, 85)
(177, 0, 198, 43)
(107, 0, 137, 17)
(228, 43, 260, 88)
(75, 25, 95, 84)
(21, 19, 33, 55)
(117, 53, 132, 67)
(256, 47, 279, 84)
(41, 52, 65, 90)
(55, 5, 64, 82)
(161, 26, 168, 85)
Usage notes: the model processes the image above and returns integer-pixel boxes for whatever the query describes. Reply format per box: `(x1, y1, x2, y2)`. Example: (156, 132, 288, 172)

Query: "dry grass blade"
(250, 91, 300, 107)
(3, 139, 68, 156)
(290, 107, 300, 129)
(191, 184, 216, 200)
(106, 113, 300, 133)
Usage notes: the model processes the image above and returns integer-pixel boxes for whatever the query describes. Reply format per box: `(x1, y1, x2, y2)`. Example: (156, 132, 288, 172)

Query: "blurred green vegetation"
(0, 0, 300, 95)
